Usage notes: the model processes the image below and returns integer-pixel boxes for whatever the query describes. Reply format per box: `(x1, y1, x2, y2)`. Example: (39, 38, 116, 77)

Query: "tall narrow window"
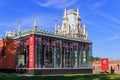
(83, 51, 86, 63)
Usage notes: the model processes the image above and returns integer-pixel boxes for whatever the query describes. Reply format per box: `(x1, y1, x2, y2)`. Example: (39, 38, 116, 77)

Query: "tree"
(92, 56, 101, 62)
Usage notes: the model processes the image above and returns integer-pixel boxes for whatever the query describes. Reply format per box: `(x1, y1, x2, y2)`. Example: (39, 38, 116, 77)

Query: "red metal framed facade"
(29, 34, 35, 68)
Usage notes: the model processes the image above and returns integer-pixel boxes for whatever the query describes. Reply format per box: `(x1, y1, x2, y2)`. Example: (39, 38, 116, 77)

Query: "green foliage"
(0, 74, 120, 80)
(92, 56, 101, 61)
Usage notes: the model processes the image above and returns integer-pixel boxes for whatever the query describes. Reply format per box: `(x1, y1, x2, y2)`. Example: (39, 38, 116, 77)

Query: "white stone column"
(74, 51, 78, 68)
(63, 49, 66, 68)
(54, 46, 56, 68)
(79, 50, 81, 67)
(89, 44, 92, 67)
(60, 41, 62, 68)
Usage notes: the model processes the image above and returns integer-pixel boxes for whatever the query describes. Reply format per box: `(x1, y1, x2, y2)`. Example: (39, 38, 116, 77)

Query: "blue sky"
(0, 0, 120, 59)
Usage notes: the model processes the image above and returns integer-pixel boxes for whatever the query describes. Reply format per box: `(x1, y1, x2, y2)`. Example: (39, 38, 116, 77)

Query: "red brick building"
(0, 38, 15, 69)
(92, 60, 120, 74)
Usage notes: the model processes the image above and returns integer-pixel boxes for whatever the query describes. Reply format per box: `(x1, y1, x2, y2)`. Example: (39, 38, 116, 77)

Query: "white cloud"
(84, 20, 115, 34)
(0, 22, 18, 31)
(0, 13, 58, 33)
(34, 0, 79, 8)
(91, 11, 120, 30)
(103, 23, 120, 30)
(88, 0, 107, 10)
(19, 15, 56, 31)
(98, 12, 120, 25)
(108, 34, 120, 41)
(102, 34, 120, 42)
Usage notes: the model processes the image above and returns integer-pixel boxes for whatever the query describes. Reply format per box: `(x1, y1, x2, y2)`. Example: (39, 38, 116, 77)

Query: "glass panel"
(74, 51, 78, 68)
(83, 51, 86, 63)
(45, 47, 53, 67)
(65, 50, 70, 67)
(18, 55, 24, 66)
(57, 48, 61, 67)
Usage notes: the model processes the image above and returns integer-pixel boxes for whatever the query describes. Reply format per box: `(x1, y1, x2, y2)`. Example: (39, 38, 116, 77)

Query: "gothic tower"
(55, 8, 88, 40)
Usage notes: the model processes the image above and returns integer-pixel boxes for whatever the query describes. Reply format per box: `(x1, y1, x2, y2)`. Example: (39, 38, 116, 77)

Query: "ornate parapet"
(16, 28, 90, 43)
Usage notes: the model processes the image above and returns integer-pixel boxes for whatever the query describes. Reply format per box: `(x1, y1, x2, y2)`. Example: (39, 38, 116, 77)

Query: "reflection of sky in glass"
(67, 14, 77, 31)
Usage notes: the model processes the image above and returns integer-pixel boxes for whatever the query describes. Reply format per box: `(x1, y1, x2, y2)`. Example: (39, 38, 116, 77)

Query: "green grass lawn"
(0, 73, 120, 80)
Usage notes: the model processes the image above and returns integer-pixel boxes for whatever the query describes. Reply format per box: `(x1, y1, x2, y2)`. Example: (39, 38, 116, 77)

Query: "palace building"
(0, 8, 92, 75)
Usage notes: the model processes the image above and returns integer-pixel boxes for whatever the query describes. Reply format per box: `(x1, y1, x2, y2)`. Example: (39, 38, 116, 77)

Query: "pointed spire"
(5, 31, 8, 37)
(83, 25, 86, 35)
(63, 4, 67, 19)
(86, 31, 88, 40)
(76, 8, 81, 24)
(34, 14, 38, 31)
(18, 21, 21, 36)
(54, 19, 57, 34)
(54, 19, 57, 28)
(77, 8, 79, 17)
(64, 8, 67, 18)
(65, 8, 67, 14)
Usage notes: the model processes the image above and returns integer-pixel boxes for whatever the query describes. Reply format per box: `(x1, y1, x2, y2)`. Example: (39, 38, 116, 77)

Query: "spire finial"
(77, 8, 79, 16)
(64, 4, 67, 17)
(64, 4, 66, 9)
(54, 19, 57, 33)
(18, 21, 21, 36)
(34, 14, 38, 31)
(77, 8, 81, 21)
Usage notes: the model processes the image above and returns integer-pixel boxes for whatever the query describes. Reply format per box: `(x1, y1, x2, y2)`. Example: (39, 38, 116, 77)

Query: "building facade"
(0, 38, 15, 69)
(0, 8, 92, 75)
(92, 60, 120, 74)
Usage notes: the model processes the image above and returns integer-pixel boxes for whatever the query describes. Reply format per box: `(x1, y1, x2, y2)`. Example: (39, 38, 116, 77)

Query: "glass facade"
(16, 35, 92, 69)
